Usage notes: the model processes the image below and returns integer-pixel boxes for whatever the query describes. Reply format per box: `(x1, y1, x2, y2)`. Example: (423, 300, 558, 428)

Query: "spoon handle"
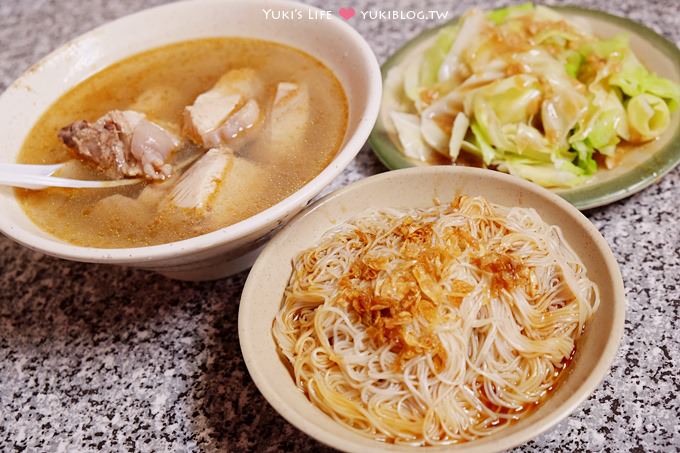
(0, 171, 143, 190)
(0, 162, 65, 176)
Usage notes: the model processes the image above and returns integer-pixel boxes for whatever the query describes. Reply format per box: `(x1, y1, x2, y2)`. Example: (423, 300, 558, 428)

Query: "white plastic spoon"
(0, 163, 143, 190)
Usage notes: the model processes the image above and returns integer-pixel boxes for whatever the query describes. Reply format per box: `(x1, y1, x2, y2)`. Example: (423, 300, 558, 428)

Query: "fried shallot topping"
(295, 196, 533, 371)
(473, 252, 530, 295)
(336, 197, 506, 369)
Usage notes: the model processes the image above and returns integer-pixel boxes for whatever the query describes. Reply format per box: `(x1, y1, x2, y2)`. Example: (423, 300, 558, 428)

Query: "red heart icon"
(338, 7, 356, 20)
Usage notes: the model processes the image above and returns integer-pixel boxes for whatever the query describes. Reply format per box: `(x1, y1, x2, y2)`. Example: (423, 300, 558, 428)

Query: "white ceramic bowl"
(0, 0, 381, 281)
(239, 166, 626, 452)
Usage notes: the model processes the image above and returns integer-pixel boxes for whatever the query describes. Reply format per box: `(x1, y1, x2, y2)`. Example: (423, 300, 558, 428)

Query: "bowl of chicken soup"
(0, 0, 381, 280)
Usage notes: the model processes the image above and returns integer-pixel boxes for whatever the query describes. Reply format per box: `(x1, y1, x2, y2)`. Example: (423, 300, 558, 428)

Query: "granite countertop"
(1, 0, 678, 451)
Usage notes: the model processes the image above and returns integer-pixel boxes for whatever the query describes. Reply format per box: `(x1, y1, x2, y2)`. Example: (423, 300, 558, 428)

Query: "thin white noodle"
(273, 196, 599, 445)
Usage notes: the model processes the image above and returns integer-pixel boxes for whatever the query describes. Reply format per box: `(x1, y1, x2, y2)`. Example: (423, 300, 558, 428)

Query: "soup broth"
(16, 38, 348, 247)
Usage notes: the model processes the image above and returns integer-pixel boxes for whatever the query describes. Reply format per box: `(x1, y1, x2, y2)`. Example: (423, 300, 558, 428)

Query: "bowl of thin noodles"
(238, 166, 625, 452)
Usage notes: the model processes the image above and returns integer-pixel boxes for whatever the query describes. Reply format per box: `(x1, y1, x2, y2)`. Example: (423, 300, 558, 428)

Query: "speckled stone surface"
(0, 0, 678, 451)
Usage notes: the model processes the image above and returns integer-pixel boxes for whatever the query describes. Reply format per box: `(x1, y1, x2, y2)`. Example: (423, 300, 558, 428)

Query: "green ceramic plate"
(369, 6, 680, 210)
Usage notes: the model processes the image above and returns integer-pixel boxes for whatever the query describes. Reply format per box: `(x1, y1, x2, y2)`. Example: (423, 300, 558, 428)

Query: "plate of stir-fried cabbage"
(369, 4, 680, 209)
